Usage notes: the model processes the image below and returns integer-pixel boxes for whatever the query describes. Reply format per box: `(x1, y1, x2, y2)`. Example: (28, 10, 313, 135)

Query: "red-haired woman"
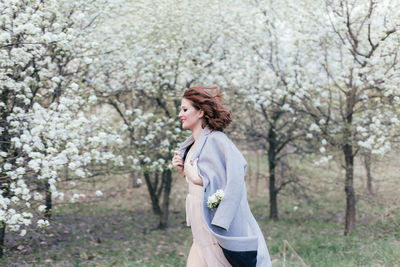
(172, 86, 271, 267)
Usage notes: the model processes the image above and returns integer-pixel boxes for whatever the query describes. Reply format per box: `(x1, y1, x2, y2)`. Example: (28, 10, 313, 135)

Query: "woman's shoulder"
(207, 130, 231, 144)
(205, 130, 247, 164)
(207, 130, 241, 153)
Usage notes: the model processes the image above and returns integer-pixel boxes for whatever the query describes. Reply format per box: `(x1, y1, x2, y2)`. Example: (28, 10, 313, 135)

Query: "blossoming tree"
(297, 0, 400, 234)
(88, 0, 248, 228)
(220, 0, 316, 220)
(0, 0, 122, 256)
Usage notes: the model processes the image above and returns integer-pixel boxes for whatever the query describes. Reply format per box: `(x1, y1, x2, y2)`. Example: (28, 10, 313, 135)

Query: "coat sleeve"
(209, 133, 247, 231)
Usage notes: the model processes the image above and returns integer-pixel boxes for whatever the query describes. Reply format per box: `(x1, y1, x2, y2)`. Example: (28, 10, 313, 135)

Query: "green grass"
(1, 151, 400, 266)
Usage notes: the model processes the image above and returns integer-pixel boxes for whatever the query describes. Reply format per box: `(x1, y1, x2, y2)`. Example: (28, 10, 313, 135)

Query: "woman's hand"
(172, 151, 185, 177)
(184, 158, 199, 181)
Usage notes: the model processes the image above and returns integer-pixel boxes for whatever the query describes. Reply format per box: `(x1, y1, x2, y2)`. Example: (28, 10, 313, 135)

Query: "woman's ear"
(198, 109, 204, 119)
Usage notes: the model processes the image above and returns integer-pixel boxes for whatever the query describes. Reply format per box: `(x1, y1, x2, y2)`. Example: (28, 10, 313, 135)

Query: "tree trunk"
(363, 152, 373, 195)
(0, 185, 8, 258)
(143, 171, 162, 215)
(268, 129, 279, 220)
(158, 169, 172, 229)
(0, 184, 10, 258)
(0, 220, 5, 259)
(343, 143, 356, 235)
(0, 89, 10, 258)
(343, 90, 356, 235)
(268, 164, 278, 220)
(255, 150, 260, 196)
(45, 181, 52, 219)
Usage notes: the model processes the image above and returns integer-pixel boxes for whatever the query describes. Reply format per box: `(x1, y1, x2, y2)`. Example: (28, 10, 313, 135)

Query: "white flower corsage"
(207, 189, 224, 211)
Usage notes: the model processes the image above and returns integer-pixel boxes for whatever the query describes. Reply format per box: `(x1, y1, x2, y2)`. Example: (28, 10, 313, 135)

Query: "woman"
(172, 86, 271, 267)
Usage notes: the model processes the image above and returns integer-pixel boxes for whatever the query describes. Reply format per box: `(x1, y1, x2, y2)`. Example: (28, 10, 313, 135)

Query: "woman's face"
(178, 98, 204, 130)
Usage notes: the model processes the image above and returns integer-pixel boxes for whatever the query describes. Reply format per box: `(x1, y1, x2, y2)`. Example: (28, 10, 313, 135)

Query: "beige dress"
(184, 144, 231, 267)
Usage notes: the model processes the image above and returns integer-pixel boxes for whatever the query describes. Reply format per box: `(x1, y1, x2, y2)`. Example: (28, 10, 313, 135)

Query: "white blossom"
(37, 219, 50, 228)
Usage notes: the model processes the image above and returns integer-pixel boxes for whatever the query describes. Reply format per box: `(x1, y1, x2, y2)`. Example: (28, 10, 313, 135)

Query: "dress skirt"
(186, 180, 231, 267)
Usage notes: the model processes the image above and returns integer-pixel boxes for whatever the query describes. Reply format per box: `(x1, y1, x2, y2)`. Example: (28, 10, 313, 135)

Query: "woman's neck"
(192, 123, 204, 143)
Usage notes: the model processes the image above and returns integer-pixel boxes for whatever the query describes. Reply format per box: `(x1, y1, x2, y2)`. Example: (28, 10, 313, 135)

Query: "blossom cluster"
(207, 189, 225, 211)
(0, 0, 120, 237)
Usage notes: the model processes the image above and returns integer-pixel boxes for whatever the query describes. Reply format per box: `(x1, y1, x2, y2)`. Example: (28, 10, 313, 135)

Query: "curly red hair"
(183, 86, 232, 131)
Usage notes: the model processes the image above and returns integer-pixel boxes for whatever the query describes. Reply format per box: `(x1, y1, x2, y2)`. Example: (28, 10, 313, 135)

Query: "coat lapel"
(178, 135, 194, 157)
(177, 125, 213, 188)
(178, 125, 213, 159)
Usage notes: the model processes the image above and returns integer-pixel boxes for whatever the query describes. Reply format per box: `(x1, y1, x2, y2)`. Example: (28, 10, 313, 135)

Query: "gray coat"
(178, 125, 272, 267)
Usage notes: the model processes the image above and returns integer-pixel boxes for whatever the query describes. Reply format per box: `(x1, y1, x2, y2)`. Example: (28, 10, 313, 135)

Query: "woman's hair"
(183, 86, 232, 131)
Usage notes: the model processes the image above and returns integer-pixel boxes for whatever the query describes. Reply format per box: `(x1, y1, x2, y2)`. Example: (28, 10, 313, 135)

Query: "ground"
(1, 152, 399, 266)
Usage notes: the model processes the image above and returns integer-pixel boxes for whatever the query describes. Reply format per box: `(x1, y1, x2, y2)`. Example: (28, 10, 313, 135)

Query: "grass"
(1, 151, 399, 266)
